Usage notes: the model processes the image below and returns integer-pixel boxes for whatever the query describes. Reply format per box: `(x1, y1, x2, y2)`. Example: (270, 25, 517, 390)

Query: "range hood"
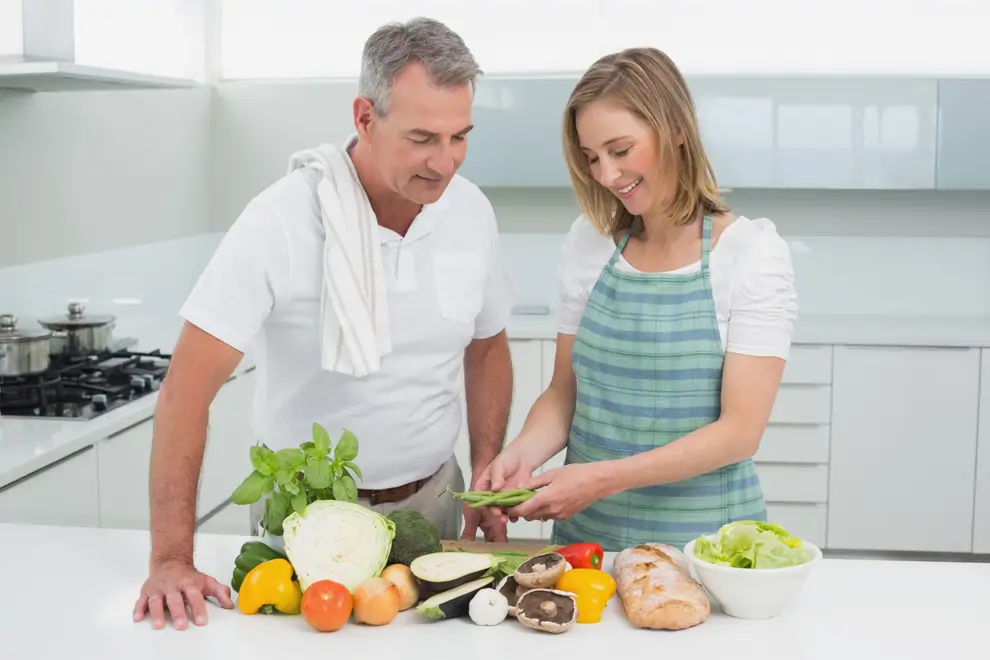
(0, 0, 199, 92)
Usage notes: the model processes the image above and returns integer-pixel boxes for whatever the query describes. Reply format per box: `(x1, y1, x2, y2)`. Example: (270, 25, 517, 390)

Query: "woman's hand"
(507, 463, 612, 522)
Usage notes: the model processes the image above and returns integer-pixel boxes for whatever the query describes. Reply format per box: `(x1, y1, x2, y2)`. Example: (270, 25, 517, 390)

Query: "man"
(132, 17, 515, 631)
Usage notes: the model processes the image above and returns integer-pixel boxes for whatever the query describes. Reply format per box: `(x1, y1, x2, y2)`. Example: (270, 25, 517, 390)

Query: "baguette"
(612, 543, 710, 630)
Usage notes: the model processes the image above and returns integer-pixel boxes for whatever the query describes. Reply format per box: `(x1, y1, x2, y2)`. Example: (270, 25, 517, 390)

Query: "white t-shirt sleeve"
(557, 216, 613, 335)
(179, 197, 290, 353)
(725, 222, 798, 359)
(472, 200, 516, 339)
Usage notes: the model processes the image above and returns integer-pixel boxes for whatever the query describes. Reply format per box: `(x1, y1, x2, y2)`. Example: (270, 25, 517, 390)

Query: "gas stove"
(0, 346, 171, 420)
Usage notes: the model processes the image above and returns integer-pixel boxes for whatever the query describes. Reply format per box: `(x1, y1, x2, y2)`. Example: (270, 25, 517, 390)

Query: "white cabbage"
(281, 500, 396, 593)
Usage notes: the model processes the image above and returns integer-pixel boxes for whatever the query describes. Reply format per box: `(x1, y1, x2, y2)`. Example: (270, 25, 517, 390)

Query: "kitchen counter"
(0, 523, 986, 658)
(0, 316, 256, 490)
(508, 310, 990, 348)
(4, 308, 990, 490)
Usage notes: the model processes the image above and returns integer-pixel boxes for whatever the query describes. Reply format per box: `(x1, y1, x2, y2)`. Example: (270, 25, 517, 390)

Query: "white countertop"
(0, 523, 986, 658)
(3, 309, 989, 490)
(508, 311, 990, 348)
(0, 317, 255, 490)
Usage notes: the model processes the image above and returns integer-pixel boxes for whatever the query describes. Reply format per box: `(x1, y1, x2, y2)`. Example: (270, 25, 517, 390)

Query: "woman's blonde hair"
(562, 47, 729, 236)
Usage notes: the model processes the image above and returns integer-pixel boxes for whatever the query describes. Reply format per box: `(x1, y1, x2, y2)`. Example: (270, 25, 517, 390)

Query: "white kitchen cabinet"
(827, 346, 980, 553)
(0, 446, 100, 527)
(198, 368, 257, 521)
(455, 339, 545, 540)
(973, 350, 990, 553)
(96, 417, 155, 529)
(197, 501, 255, 535)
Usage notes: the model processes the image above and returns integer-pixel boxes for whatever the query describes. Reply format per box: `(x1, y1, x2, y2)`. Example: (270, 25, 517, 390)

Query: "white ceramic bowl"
(683, 536, 822, 620)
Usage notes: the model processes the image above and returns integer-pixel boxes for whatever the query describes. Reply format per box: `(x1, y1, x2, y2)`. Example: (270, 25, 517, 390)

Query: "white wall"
(0, 86, 212, 268)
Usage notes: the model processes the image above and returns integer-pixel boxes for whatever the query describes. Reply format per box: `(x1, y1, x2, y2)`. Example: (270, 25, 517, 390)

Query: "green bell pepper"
(230, 541, 287, 593)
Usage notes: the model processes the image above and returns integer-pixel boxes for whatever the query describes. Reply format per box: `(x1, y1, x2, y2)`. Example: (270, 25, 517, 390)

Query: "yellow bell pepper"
(237, 558, 302, 615)
(554, 568, 617, 624)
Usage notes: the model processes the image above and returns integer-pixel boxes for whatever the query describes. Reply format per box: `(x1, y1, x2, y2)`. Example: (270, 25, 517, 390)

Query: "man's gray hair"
(358, 17, 482, 116)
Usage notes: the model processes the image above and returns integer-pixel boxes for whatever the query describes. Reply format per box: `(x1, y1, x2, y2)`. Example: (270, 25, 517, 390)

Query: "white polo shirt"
(180, 158, 515, 490)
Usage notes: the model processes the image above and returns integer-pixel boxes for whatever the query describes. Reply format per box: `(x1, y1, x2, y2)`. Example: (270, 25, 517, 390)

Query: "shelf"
(0, 61, 200, 92)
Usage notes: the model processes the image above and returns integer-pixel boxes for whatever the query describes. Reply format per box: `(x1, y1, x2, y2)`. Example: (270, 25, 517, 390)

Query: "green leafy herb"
(230, 422, 364, 536)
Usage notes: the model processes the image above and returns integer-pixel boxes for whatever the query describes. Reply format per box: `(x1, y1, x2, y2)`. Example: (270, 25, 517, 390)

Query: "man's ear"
(353, 96, 376, 140)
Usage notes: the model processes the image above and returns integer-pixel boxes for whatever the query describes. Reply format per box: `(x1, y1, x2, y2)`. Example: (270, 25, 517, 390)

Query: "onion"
(353, 577, 400, 625)
(381, 564, 420, 611)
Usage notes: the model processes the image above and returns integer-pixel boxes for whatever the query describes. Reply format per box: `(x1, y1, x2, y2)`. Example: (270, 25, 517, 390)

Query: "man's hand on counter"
(133, 557, 234, 630)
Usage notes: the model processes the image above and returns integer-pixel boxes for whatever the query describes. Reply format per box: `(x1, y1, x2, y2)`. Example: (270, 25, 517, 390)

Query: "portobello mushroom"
(516, 588, 578, 634)
(410, 552, 500, 596)
(496, 574, 528, 618)
(415, 577, 494, 620)
(513, 552, 567, 588)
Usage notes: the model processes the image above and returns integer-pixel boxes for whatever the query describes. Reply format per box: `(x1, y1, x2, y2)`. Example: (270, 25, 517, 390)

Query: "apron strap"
(700, 212, 714, 270)
(608, 225, 635, 267)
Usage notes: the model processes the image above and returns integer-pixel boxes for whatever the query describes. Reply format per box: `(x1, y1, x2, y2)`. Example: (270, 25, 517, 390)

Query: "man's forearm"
(148, 381, 209, 567)
(464, 332, 513, 478)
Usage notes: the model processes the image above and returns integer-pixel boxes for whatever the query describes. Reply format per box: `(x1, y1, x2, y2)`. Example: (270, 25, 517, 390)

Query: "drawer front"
(757, 464, 829, 503)
(782, 345, 833, 384)
(770, 385, 832, 424)
(766, 503, 828, 548)
(755, 424, 830, 464)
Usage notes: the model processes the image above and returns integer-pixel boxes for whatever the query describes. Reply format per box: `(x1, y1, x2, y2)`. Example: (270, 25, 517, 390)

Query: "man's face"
(360, 62, 474, 205)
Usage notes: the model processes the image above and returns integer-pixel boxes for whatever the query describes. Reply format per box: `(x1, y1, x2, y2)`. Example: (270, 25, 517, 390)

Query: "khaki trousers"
(249, 455, 465, 541)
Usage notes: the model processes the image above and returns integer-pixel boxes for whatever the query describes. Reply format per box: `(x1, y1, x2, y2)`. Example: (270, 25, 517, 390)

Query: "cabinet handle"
(0, 445, 94, 494)
(107, 417, 154, 439)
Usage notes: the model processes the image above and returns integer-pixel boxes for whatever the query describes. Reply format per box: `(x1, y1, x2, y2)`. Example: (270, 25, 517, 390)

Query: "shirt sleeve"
(472, 200, 516, 339)
(725, 223, 798, 359)
(178, 196, 290, 353)
(557, 216, 604, 335)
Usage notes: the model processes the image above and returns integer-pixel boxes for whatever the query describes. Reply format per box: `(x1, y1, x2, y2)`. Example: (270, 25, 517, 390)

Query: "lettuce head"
(693, 520, 810, 569)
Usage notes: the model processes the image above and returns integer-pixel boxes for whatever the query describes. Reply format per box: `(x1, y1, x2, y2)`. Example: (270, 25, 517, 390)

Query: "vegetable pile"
(692, 520, 811, 569)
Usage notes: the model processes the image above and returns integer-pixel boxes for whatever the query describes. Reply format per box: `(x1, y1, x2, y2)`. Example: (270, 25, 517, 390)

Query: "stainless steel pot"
(37, 302, 116, 356)
(0, 314, 52, 377)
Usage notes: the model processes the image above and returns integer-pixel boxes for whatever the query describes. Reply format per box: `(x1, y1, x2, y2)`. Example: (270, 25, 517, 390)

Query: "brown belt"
(358, 471, 437, 506)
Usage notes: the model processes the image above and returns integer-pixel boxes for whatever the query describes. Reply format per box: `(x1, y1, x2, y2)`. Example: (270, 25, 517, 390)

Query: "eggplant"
(409, 552, 500, 596)
(415, 577, 494, 620)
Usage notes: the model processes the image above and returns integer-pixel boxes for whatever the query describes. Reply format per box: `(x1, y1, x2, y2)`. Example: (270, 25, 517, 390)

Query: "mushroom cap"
(513, 552, 568, 588)
(496, 575, 523, 618)
(515, 588, 578, 634)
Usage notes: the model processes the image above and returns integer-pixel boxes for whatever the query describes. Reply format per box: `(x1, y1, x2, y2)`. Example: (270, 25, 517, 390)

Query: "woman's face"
(575, 99, 676, 219)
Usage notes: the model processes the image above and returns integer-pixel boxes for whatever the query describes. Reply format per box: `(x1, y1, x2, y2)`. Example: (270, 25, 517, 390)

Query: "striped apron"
(550, 213, 767, 552)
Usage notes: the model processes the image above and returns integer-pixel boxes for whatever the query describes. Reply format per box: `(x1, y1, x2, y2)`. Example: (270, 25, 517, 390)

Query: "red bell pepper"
(556, 542, 604, 570)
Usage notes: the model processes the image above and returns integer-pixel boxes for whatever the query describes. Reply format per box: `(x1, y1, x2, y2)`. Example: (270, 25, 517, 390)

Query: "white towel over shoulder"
(287, 141, 391, 378)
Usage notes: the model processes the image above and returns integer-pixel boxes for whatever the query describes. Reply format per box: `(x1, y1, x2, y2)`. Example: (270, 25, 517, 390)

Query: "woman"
(476, 47, 798, 551)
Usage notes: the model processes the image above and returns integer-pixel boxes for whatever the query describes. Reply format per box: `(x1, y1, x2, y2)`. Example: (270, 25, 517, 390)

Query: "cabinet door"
(540, 339, 566, 472)
(827, 346, 980, 552)
(199, 369, 257, 520)
(936, 80, 990, 190)
(973, 350, 990, 553)
(454, 340, 545, 540)
(96, 418, 155, 529)
(0, 446, 100, 527)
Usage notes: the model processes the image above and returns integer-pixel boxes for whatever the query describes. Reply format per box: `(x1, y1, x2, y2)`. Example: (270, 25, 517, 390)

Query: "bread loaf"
(612, 543, 710, 630)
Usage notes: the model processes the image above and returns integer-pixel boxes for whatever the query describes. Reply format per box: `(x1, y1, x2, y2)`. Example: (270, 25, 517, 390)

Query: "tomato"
(301, 580, 353, 632)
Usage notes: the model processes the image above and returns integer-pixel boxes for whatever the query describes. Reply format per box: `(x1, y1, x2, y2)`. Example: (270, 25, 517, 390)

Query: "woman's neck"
(636, 206, 700, 249)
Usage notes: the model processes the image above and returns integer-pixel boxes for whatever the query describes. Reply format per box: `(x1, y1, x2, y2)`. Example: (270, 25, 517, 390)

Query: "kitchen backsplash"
(2, 227, 988, 337)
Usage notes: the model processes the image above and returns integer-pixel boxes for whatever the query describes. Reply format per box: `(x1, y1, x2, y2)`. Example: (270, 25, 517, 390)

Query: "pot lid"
(0, 314, 52, 343)
(38, 302, 115, 328)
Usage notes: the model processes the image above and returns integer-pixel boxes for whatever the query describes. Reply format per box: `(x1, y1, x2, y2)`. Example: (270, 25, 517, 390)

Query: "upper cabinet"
(936, 79, 990, 190)
(692, 78, 938, 190)
(0, 0, 205, 92)
(459, 76, 943, 191)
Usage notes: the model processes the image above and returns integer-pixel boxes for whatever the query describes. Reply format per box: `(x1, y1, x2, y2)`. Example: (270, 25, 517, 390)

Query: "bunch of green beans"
(439, 485, 536, 508)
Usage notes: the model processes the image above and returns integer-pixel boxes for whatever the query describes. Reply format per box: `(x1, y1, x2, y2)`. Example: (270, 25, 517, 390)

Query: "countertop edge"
(0, 359, 256, 490)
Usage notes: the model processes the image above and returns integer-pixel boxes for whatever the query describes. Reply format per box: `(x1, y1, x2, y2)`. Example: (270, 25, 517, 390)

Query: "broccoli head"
(386, 508, 443, 565)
